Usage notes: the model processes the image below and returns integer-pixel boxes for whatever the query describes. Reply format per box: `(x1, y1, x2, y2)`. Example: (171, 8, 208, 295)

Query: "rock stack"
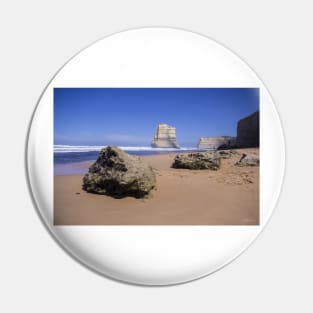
(151, 123, 180, 148)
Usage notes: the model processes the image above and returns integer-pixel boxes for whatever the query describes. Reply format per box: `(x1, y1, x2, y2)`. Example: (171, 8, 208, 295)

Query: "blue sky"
(54, 88, 259, 147)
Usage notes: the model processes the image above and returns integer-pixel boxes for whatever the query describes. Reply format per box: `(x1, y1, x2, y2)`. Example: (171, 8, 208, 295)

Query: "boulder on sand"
(214, 150, 238, 159)
(172, 152, 220, 170)
(83, 146, 156, 198)
(235, 153, 259, 167)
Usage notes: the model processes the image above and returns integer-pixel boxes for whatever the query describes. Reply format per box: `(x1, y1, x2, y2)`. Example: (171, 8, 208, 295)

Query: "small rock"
(214, 150, 232, 159)
(235, 153, 259, 167)
(213, 149, 239, 159)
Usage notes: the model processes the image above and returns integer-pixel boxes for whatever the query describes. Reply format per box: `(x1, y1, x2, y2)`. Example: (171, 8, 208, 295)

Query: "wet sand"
(54, 148, 259, 225)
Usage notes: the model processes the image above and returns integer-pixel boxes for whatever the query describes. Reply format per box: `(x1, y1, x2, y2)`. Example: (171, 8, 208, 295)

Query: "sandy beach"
(54, 148, 259, 225)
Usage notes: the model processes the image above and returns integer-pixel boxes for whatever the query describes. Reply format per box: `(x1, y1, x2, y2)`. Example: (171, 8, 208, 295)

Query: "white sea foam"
(54, 145, 200, 153)
(54, 145, 106, 153)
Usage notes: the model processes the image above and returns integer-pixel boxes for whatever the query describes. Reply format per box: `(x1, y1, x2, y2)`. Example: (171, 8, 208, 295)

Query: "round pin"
(27, 27, 285, 286)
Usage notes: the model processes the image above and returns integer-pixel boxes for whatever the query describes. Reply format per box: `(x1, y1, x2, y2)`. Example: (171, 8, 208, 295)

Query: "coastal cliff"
(198, 136, 236, 150)
(151, 123, 180, 148)
(236, 111, 259, 148)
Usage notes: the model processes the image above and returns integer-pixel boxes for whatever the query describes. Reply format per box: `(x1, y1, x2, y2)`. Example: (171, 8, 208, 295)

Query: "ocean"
(54, 145, 204, 175)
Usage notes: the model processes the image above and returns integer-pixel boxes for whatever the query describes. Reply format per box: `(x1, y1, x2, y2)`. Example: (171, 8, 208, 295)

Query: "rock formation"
(172, 152, 220, 170)
(151, 123, 180, 148)
(215, 149, 238, 159)
(83, 146, 156, 198)
(235, 153, 259, 167)
(198, 136, 236, 150)
(236, 111, 260, 148)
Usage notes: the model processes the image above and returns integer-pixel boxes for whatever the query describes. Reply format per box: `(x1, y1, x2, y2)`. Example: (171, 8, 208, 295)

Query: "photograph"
(54, 88, 260, 225)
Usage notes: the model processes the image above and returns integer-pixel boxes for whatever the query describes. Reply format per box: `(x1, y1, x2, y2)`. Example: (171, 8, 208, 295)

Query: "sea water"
(54, 145, 205, 175)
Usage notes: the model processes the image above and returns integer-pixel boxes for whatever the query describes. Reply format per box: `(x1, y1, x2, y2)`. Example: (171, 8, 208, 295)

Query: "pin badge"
(27, 28, 285, 285)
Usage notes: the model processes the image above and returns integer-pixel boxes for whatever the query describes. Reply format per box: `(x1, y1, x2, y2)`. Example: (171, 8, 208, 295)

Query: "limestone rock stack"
(198, 136, 236, 150)
(151, 123, 180, 148)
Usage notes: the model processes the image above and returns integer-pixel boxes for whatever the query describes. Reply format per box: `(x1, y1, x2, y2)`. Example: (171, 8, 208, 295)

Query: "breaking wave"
(54, 145, 200, 153)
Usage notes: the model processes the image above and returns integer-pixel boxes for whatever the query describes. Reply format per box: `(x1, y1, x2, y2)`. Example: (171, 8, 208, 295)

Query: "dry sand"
(54, 148, 259, 225)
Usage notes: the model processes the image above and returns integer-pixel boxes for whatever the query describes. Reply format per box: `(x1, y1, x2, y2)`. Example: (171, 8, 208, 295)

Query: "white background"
(0, 0, 311, 312)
